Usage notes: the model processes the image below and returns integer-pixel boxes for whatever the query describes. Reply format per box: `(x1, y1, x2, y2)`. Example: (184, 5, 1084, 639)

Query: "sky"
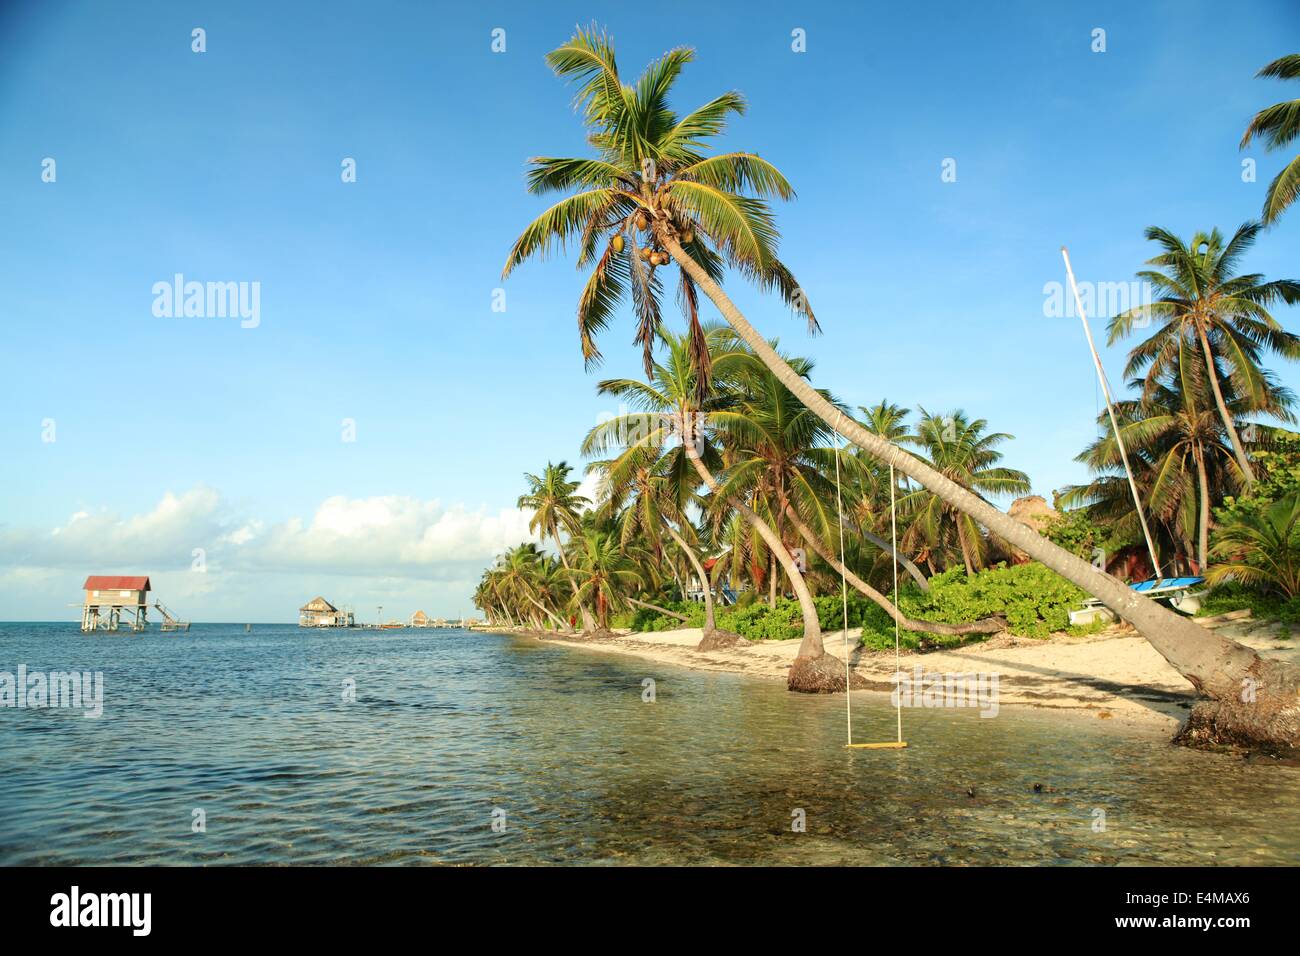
(1, 0, 1298, 621)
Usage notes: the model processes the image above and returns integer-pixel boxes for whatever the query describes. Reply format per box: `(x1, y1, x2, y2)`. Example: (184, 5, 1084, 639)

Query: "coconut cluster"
(611, 213, 693, 266)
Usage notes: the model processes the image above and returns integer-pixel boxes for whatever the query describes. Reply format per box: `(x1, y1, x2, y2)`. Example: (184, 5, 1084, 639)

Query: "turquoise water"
(1, 622, 1297, 865)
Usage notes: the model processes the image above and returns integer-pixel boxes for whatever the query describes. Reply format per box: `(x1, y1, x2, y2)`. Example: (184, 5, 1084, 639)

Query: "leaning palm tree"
(504, 27, 1300, 741)
(899, 409, 1032, 575)
(721, 360, 1002, 636)
(492, 544, 562, 632)
(1108, 223, 1300, 484)
(1241, 53, 1300, 225)
(518, 461, 595, 632)
(588, 449, 710, 620)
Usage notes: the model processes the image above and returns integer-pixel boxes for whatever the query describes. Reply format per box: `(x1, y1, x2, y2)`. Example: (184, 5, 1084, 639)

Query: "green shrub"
(625, 600, 704, 632)
(852, 563, 1088, 648)
(623, 563, 1089, 646)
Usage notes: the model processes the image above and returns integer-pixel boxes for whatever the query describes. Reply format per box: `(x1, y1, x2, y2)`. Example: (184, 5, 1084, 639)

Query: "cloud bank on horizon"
(0, 482, 584, 622)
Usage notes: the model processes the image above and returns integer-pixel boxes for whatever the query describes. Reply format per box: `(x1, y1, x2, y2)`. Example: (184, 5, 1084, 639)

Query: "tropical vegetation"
(474, 29, 1300, 749)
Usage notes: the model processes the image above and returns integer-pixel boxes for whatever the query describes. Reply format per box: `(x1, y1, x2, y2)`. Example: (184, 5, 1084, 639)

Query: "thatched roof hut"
(410, 610, 430, 627)
(1005, 496, 1060, 564)
(1008, 495, 1058, 532)
(300, 595, 350, 627)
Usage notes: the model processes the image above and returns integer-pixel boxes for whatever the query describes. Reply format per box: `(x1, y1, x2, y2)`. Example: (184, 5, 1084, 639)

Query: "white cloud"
(1, 487, 224, 568)
(0, 486, 541, 619)
(237, 495, 537, 573)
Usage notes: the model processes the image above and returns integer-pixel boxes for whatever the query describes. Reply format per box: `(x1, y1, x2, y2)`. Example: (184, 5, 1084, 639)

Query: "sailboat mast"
(1061, 247, 1164, 578)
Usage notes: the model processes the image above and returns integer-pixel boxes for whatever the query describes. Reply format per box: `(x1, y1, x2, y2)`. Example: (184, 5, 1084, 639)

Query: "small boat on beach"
(1069, 576, 1206, 626)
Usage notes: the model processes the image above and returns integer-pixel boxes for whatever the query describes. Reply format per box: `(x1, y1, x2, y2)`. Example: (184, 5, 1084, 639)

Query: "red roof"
(83, 576, 151, 591)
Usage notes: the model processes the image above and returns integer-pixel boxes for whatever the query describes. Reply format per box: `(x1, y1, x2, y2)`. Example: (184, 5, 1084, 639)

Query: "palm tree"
(859, 400, 911, 442)
(489, 545, 561, 631)
(1065, 352, 1287, 570)
(582, 328, 786, 650)
(711, 349, 839, 591)
(898, 409, 1032, 575)
(571, 530, 645, 631)
(518, 461, 595, 632)
(833, 403, 931, 591)
(506, 27, 1300, 737)
(1108, 224, 1300, 484)
(528, 549, 579, 632)
(588, 447, 723, 635)
(501, 28, 815, 391)
(1241, 53, 1300, 225)
(1206, 494, 1300, 598)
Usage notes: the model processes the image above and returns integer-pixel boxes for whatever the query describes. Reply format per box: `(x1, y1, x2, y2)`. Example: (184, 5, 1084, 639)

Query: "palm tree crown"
(1241, 53, 1300, 224)
(1107, 223, 1299, 482)
(900, 409, 1031, 574)
(502, 25, 815, 386)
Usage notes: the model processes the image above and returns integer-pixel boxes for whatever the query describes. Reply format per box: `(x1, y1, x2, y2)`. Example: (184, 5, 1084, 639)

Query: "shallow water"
(0, 622, 1296, 865)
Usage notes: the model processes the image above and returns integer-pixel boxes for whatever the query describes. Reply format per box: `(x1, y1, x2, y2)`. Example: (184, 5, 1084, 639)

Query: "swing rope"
(834, 430, 853, 745)
(834, 414, 907, 749)
(890, 462, 903, 745)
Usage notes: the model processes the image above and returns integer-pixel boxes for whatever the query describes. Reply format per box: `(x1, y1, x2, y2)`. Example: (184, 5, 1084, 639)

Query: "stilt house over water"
(299, 597, 355, 628)
(81, 575, 151, 632)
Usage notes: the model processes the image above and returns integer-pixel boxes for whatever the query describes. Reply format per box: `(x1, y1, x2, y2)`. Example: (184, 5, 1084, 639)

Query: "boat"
(1069, 577, 1206, 627)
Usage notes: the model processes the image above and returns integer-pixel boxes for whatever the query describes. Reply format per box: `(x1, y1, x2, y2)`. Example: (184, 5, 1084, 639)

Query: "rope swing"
(833, 423, 907, 750)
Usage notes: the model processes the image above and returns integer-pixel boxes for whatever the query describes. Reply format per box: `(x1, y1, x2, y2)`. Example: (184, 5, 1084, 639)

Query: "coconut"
(680, 227, 694, 245)
(610, 234, 625, 253)
(639, 246, 654, 261)
(633, 211, 648, 231)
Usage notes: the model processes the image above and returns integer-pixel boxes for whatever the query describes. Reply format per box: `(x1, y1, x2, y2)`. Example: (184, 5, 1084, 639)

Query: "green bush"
(621, 563, 1090, 646)
(717, 598, 804, 640)
(853, 563, 1089, 647)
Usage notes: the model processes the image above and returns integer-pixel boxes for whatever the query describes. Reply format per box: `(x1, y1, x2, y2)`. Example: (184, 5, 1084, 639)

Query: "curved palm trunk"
(661, 520, 717, 632)
(860, 527, 930, 591)
(554, 533, 597, 632)
(665, 234, 1300, 743)
(683, 435, 824, 657)
(1196, 323, 1257, 484)
(783, 504, 1003, 637)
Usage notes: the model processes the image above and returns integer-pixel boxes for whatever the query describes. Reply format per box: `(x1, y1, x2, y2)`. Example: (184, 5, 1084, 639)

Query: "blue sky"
(2, 0, 1298, 620)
